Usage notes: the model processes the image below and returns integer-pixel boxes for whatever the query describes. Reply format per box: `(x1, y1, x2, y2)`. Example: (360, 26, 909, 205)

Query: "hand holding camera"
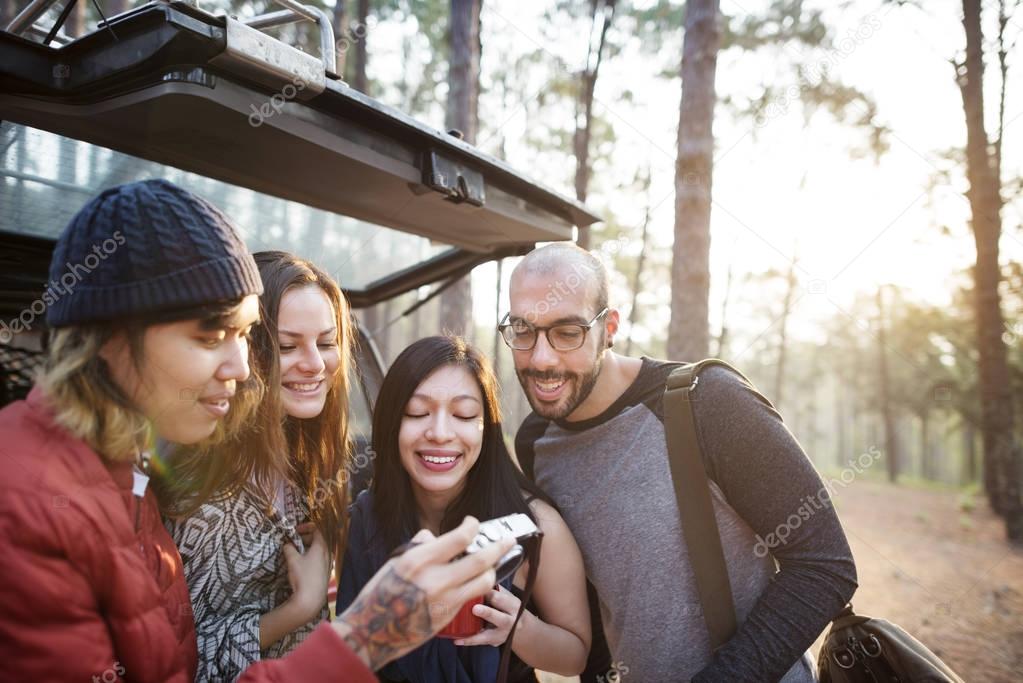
(333, 516, 516, 671)
(450, 585, 526, 647)
(435, 513, 543, 643)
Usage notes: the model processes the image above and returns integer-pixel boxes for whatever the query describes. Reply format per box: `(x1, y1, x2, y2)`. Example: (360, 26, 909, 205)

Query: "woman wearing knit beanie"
(0, 179, 513, 681)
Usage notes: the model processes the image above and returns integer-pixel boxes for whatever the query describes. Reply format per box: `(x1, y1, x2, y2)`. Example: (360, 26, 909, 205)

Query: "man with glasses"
(502, 243, 857, 683)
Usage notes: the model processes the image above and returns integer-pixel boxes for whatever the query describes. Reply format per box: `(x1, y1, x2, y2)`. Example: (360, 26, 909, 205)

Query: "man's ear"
(604, 308, 620, 348)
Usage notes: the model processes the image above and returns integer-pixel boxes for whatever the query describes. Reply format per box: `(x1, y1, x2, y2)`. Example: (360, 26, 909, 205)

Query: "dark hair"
(371, 335, 553, 550)
(159, 252, 354, 556)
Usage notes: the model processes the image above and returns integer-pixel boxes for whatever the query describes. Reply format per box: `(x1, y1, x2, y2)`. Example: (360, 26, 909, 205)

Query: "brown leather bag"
(664, 360, 966, 682)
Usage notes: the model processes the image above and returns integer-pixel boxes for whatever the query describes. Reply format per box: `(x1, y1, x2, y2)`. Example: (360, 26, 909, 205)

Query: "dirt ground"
(540, 479, 1023, 683)
(820, 479, 1023, 682)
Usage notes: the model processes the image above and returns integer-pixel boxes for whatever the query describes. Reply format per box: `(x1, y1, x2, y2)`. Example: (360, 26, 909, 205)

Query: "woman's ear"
(98, 332, 128, 366)
(98, 332, 138, 398)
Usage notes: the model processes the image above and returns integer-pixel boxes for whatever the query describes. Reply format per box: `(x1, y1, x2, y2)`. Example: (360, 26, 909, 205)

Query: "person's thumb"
(283, 542, 300, 562)
(411, 528, 436, 544)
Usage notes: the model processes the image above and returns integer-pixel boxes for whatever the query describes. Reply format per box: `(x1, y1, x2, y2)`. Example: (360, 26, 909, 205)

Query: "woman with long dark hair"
(338, 335, 591, 683)
(162, 251, 357, 680)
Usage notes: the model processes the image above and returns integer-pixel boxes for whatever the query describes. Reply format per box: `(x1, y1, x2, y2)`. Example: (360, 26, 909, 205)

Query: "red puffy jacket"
(0, 388, 377, 682)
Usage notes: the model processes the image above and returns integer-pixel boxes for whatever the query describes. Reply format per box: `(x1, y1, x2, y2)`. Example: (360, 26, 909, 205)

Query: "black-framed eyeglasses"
(498, 308, 609, 351)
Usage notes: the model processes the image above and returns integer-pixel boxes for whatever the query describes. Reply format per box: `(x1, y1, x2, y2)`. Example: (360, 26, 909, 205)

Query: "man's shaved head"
(511, 243, 609, 316)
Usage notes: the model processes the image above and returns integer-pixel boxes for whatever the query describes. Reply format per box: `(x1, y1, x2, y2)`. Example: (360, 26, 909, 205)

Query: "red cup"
(436, 595, 484, 639)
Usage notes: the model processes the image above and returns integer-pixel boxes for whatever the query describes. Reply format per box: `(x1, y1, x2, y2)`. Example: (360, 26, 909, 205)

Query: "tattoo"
(340, 566, 432, 670)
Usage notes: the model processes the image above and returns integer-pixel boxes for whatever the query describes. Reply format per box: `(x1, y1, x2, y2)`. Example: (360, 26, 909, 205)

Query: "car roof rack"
(1, 0, 600, 252)
(8, 0, 338, 74)
(1, 1, 602, 315)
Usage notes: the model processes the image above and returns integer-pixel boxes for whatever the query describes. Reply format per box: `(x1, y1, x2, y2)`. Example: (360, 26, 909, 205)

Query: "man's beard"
(516, 346, 604, 421)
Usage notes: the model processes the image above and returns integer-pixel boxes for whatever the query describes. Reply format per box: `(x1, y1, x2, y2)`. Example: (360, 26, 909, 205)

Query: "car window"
(0, 121, 452, 291)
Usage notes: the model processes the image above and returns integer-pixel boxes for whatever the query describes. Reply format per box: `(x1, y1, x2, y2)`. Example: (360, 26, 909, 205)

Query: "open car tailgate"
(0, 1, 599, 256)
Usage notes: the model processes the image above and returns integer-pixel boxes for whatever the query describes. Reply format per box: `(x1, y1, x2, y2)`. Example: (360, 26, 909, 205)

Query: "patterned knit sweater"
(166, 481, 327, 682)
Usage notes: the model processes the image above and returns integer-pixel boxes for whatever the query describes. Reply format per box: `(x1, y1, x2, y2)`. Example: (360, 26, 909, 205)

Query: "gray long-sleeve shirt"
(515, 358, 857, 683)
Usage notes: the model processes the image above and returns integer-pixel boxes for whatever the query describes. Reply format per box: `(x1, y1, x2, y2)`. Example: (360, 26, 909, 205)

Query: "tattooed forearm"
(338, 566, 433, 671)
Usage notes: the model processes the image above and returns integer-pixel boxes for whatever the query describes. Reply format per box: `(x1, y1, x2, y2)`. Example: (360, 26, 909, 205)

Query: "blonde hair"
(38, 302, 264, 464)
(39, 326, 148, 462)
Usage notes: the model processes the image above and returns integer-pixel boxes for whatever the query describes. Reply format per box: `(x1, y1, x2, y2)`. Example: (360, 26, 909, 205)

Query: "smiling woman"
(399, 364, 485, 497)
(162, 251, 356, 682)
(277, 285, 342, 419)
(338, 336, 592, 683)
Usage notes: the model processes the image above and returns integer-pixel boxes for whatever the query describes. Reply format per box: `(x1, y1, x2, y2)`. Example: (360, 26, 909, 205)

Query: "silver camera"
(463, 513, 542, 582)
(389, 513, 543, 582)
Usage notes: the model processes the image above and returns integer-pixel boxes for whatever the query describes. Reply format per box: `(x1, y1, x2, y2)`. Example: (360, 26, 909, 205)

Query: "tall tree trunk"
(105, 0, 129, 17)
(715, 255, 735, 358)
(352, 0, 370, 94)
(876, 287, 899, 482)
(805, 352, 819, 462)
(333, 0, 349, 78)
(0, 1, 14, 30)
(958, 0, 1021, 540)
(849, 342, 864, 466)
(667, 0, 719, 362)
(919, 412, 930, 480)
(379, 298, 393, 363)
(965, 421, 978, 484)
(362, 303, 381, 360)
(835, 376, 847, 468)
(993, 0, 1010, 181)
(438, 0, 481, 338)
(773, 258, 798, 410)
(58, 136, 78, 191)
(574, 0, 616, 250)
(445, 0, 480, 142)
(493, 259, 503, 378)
(625, 166, 652, 357)
(66, 0, 86, 37)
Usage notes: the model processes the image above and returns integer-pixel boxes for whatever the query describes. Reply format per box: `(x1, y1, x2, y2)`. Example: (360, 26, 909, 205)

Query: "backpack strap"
(663, 359, 739, 651)
(520, 447, 535, 482)
(515, 417, 545, 482)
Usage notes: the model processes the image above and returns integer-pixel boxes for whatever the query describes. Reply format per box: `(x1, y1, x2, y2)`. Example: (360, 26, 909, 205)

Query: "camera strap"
(495, 533, 542, 683)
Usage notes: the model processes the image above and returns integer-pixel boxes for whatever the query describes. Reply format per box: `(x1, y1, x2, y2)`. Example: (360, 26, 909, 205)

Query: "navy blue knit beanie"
(45, 179, 263, 327)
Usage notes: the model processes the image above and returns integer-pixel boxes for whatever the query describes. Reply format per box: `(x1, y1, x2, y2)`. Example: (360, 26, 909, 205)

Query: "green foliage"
(629, 0, 683, 50)
(367, 0, 449, 122)
(721, 0, 830, 51)
(721, 2, 890, 158)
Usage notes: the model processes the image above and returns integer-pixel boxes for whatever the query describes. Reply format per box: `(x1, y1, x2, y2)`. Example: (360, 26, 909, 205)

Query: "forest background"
(3, 0, 1021, 678)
